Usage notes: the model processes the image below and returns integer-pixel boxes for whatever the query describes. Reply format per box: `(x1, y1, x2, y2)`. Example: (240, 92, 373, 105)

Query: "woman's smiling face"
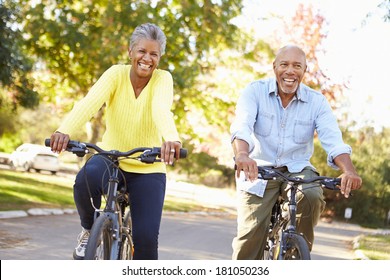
(129, 38, 161, 79)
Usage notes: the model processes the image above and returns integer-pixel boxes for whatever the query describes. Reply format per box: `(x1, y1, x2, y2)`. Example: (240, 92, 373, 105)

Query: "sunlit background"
(1, 0, 389, 227)
(235, 0, 390, 131)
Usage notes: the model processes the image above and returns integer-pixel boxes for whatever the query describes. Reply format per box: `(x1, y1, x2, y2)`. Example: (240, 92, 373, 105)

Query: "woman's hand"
(161, 141, 182, 165)
(50, 131, 70, 154)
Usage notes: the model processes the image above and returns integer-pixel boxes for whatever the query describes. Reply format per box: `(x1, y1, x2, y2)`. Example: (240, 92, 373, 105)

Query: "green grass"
(357, 234, 390, 260)
(0, 169, 75, 211)
(0, 169, 222, 213)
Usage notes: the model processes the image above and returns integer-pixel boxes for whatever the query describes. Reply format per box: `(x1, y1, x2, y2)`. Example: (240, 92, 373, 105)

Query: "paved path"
(0, 210, 381, 260)
(0, 177, 386, 260)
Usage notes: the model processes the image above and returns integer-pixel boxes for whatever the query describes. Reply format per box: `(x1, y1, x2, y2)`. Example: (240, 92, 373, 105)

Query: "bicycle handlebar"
(44, 139, 187, 163)
(257, 166, 341, 191)
(234, 164, 341, 191)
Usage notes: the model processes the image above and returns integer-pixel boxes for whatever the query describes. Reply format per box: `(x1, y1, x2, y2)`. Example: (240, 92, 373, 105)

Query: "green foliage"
(0, 133, 22, 153)
(312, 127, 390, 228)
(16, 0, 243, 143)
(349, 127, 390, 227)
(0, 99, 16, 136)
(173, 140, 235, 188)
(0, 0, 39, 109)
(2, 0, 389, 229)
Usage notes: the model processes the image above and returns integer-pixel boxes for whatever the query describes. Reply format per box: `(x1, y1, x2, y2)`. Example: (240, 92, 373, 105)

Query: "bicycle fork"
(94, 168, 123, 260)
(277, 182, 298, 259)
(285, 182, 297, 232)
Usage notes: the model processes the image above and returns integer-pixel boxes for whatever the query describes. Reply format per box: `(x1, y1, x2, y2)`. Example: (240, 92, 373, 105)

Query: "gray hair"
(129, 23, 166, 55)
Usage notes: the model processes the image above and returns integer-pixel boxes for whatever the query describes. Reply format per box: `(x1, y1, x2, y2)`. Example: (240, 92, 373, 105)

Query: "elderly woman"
(49, 23, 181, 260)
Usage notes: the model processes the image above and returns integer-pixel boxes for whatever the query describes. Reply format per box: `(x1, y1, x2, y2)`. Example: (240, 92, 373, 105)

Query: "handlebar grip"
(153, 147, 188, 158)
(44, 138, 83, 148)
(179, 148, 187, 159)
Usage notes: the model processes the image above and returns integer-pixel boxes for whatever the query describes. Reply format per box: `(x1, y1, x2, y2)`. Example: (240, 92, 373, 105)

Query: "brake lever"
(139, 148, 159, 164)
(67, 147, 88, 157)
(258, 168, 278, 180)
(322, 178, 341, 190)
(66, 142, 88, 157)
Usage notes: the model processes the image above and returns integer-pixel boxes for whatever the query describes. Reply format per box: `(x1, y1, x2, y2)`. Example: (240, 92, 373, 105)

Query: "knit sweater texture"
(57, 65, 180, 173)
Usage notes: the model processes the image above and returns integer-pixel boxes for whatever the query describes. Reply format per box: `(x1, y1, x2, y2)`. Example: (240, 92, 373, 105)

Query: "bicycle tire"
(84, 214, 114, 260)
(263, 248, 271, 260)
(263, 233, 280, 260)
(263, 240, 275, 260)
(120, 210, 133, 260)
(280, 233, 311, 260)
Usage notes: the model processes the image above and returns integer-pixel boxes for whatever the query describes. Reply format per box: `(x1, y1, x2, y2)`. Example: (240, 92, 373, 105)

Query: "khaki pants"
(232, 167, 326, 260)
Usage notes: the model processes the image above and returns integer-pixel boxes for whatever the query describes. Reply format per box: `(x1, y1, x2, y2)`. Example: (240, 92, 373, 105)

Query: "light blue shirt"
(230, 77, 351, 173)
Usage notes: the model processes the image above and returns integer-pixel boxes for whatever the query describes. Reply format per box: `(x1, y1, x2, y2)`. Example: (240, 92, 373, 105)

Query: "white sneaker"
(73, 228, 90, 260)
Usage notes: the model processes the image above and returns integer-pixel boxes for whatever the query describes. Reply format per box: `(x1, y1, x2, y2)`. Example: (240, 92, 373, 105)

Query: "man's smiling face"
(273, 46, 307, 95)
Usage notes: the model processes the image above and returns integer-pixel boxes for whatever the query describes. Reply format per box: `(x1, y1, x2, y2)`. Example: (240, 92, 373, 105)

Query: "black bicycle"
(257, 166, 341, 260)
(45, 139, 187, 260)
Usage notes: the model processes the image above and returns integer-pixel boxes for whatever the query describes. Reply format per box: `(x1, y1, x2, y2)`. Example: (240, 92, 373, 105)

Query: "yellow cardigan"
(57, 65, 180, 173)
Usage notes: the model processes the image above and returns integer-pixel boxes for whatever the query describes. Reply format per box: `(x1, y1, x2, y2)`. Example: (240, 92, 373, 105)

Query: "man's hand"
(339, 171, 362, 198)
(235, 152, 258, 182)
(334, 153, 362, 198)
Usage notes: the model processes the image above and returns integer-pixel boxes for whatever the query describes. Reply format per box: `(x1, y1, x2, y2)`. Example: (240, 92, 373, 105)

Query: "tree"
(281, 3, 345, 104)
(311, 126, 390, 227)
(0, 0, 39, 110)
(349, 127, 390, 227)
(18, 0, 243, 144)
(0, 0, 39, 149)
(379, 0, 390, 21)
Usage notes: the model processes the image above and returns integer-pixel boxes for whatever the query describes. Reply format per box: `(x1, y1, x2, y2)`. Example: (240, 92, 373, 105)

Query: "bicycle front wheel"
(119, 210, 133, 260)
(84, 214, 114, 260)
(280, 233, 311, 260)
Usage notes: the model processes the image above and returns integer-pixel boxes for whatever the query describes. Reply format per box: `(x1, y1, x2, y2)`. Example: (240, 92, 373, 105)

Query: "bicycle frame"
(266, 182, 307, 260)
(279, 182, 309, 259)
(259, 166, 341, 260)
(44, 138, 187, 260)
(285, 182, 298, 233)
(93, 159, 128, 260)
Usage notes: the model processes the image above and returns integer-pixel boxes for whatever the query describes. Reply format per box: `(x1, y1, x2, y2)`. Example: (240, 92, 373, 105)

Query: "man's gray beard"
(278, 84, 299, 95)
